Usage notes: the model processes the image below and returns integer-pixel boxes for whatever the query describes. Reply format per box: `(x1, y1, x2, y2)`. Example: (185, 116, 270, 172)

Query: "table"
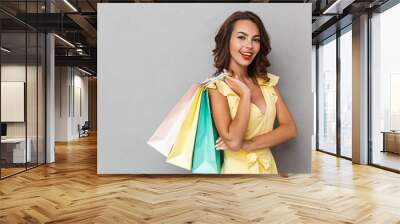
(1, 138, 32, 164)
(381, 131, 400, 154)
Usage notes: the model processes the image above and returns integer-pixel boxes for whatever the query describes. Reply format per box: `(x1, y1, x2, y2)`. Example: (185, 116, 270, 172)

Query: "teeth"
(241, 52, 252, 56)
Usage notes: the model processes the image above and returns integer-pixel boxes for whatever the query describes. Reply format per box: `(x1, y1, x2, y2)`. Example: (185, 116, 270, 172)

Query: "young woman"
(206, 11, 297, 174)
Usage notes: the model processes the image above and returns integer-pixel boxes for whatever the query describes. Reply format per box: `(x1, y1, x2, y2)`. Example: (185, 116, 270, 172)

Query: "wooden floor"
(0, 167, 26, 178)
(372, 150, 400, 171)
(1, 134, 400, 224)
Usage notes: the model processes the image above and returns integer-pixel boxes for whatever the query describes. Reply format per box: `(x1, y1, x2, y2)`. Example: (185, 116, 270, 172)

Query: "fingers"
(224, 76, 233, 85)
(224, 75, 235, 80)
(216, 137, 222, 144)
(223, 79, 234, 91)
(224, 76, 242, 92)
(222, 69, 233, 77)
(222, 71, 249, 97)
(215, 144, 226, 150)
(224, 76, 236, 87)
(223, 76, 232, 87)
(215, 137, 227, 150)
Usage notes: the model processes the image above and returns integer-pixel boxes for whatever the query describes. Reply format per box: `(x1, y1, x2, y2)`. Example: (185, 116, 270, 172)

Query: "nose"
(244, 39, 253, 49)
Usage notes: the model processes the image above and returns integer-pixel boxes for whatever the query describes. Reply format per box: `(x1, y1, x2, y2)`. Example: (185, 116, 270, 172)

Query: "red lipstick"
(241, 53, 252, 61)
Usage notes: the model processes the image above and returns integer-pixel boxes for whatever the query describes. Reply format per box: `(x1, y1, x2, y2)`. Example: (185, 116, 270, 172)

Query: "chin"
(232, 55, 254, 68)
(238, 60, 253, 67)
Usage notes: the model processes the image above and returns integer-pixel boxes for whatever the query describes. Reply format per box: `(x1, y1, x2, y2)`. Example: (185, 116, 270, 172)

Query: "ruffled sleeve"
(268, 74, 279, 103)
(205, 79, 236, 97)
(267, 74, 279, 87)
(258, 73, 279, 87)
(257, 73, 280, 103)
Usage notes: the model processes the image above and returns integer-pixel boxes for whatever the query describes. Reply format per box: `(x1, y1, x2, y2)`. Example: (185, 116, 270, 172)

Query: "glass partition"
(1, 31, 28, 177)
(317, 35, 337, 155)
(339, 27, 352, 158)
(27, 31, 38, 169)
(0, 1, 46, 179)
(371, 3, 400, 171)
(38, 32, 45, 165)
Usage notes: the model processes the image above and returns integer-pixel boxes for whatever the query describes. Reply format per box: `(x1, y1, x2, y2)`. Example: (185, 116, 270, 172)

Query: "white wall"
(72, 72, 89, 138)
(55, 66, 69, 141)
(55, 67, 89, 141)
(312, 45, 316, 150)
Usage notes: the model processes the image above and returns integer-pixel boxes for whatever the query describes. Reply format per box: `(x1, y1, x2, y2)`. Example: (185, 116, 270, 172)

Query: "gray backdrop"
(98, 3, 312, 174)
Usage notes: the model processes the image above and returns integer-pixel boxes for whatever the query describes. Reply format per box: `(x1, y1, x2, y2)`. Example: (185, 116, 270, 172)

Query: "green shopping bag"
(192, 90, 223, 174)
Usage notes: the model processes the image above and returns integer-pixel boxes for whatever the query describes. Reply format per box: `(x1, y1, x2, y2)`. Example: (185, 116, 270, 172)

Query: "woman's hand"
(215, 137, 227, 150)
(215, 137, 254, 152)
(223, 72, 250, 97)
(215, 137, 241, 151)
(241, 139, 252, 150)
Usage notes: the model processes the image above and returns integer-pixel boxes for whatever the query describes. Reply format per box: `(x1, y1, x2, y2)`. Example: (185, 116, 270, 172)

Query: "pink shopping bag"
(147, 84, 200, 156)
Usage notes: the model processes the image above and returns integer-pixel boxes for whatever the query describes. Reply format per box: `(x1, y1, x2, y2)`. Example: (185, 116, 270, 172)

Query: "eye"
(253, 39, 260, 43)
(238, 36, 246, 40)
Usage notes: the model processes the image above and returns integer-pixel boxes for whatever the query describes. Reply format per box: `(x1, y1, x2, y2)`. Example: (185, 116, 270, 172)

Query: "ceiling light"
(323, 0, 355, 15)
(1, 47, 11, 53)
(63, 0, 78, 12)
(78, 67, 93, 76)
(323, 0, 341, 14)
(54, 34, 75, 48)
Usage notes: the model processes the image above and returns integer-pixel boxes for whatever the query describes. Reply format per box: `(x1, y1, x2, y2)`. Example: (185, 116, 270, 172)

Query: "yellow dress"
(206, 73, 279, 174)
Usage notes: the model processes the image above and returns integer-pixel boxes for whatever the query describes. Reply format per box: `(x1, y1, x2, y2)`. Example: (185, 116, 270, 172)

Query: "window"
(317, 36, 337, 154)
(371, 2, 400, 171)
(340, 28, 352, 158)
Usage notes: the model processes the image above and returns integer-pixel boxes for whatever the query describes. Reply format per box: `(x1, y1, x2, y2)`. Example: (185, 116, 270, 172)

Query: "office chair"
(79, 121, 90, 138)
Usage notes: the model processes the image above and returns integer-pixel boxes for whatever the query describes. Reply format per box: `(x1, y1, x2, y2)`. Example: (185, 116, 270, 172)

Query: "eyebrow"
(237, 31, 260, 38)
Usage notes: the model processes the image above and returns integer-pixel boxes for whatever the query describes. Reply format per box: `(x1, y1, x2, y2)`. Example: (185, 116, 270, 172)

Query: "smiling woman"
(206, 11, 298, 174)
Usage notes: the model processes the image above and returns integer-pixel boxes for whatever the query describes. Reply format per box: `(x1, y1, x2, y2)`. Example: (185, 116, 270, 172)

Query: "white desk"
(1, 138, 32, 163)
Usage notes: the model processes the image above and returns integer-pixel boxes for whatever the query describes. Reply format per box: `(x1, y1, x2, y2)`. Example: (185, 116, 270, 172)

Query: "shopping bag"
(166, 87, 203, 170)
(192, 90, 223, 174)
(147, 84, 200, 156)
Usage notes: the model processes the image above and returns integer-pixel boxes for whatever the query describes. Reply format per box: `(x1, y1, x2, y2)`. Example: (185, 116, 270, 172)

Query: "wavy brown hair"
(212, 11, 271, 82)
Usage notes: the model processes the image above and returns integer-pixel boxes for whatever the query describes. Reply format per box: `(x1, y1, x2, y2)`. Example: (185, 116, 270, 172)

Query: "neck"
(228, 61, 249, 81)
